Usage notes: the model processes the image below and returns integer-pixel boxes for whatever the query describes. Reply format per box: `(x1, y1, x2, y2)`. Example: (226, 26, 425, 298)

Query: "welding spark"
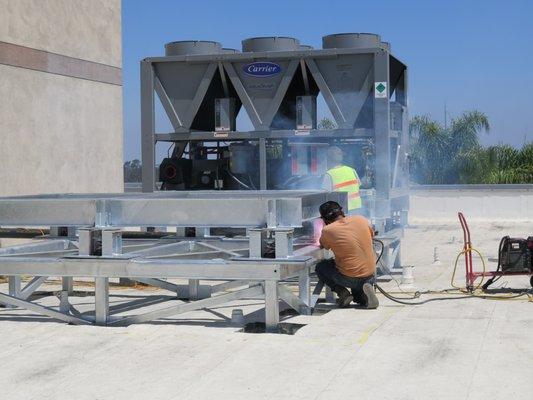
(313, 218, 324, 246)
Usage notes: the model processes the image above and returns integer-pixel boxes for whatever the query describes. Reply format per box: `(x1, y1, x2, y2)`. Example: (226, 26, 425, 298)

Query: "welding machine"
(498, 236, 533, 273)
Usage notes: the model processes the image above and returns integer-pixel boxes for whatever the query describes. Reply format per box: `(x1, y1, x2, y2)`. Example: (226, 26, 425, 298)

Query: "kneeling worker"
(317, 201, 379, 309)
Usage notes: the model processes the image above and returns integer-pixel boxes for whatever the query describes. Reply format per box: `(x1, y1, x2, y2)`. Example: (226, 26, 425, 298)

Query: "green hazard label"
(375, 82, 387, 98)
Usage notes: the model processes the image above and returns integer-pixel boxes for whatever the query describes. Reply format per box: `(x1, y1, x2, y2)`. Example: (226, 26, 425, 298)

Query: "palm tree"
(317, 117, 337, 130)
(124, 159, 142, 182)
(409, 111, 490, 184)
(449, 110, 490, 154)
(457, 143, 533, 183)
(409, 116, 450, 183)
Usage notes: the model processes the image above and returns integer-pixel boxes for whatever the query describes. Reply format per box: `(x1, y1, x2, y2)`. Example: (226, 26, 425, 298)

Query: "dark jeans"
(315, 259, 375, 305)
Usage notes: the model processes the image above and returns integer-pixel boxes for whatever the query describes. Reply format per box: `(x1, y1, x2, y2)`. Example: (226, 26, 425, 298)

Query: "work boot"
(363, 283, 379, 309)
(333, 285, 353, 308)
(351, 289, 367, 306)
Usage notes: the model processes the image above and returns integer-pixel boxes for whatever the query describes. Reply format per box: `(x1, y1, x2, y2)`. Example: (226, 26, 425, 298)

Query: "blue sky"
(122, 0, 533, 161)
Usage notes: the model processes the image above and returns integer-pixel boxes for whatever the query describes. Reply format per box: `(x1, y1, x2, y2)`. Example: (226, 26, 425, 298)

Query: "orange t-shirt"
(319, 215, 375, 278)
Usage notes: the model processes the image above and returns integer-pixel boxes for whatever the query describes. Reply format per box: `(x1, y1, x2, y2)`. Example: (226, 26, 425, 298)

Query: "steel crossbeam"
(0, 291, 92, 325)
(109, 285, 265, 326)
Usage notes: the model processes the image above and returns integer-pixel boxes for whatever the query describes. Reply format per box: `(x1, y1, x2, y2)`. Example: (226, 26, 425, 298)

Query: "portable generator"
(498, 236, 533, 273)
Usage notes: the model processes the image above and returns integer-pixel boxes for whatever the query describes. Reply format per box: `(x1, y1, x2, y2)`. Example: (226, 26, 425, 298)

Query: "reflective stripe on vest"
(327, 166, 362, 210)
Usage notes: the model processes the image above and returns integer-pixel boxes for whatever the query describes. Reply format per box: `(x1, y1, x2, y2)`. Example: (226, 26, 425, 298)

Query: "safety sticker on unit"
(374, 82, 387, 98)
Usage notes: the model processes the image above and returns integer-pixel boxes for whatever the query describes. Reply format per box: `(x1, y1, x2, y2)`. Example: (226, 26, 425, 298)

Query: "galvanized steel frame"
(0, 191, 341, 331)
(0, 236, 316, 331)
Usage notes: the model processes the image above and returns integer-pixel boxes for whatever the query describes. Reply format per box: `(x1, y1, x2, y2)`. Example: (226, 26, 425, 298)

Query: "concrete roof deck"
(0, 221, 531, 400)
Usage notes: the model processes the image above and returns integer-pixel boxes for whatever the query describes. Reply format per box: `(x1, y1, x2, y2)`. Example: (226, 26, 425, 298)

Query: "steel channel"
(0, 257, 303, 280)
(0, 191, 346, 228)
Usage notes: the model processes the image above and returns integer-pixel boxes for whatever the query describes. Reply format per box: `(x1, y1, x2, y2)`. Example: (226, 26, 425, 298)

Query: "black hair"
(319, 201, 344, 223)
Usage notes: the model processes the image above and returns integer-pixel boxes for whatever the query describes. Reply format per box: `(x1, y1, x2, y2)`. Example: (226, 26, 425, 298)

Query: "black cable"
(247, 173, 257, 190)
(375, 285, 473, 304)
(375, 282, 530, 304)
(372, 238, 425, 302)
(226, 169, 253, 190)
(373, 238, 384, 265)
(482, 237, 510, 290)
(167, 143, 174, 158)
(491, 236, 507, 285)
(216, 142, 220, 190)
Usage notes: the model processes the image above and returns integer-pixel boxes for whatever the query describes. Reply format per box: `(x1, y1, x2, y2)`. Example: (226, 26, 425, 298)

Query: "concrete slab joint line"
(357, 308, 400, 345)
(0, 41, 122, 86)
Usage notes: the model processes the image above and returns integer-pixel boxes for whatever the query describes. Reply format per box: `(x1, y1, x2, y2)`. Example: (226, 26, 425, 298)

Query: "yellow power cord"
(451, 246, 486, 292)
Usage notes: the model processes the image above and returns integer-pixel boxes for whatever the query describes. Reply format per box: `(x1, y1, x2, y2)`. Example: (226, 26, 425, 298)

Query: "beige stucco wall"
(0, 0, 121, 67)
(0, 65, 123, 195)
(0, 0, 123, 196)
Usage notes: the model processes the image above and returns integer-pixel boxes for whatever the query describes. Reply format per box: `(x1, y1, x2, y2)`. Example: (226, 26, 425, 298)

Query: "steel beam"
(154, 75, 183, 130)
(154, 128, 374, 142)
(278, 284, 308, 314)
(0, 292, 91, 325)
(264, 280, 279, 332)
(210, 280, 252, 294)
(0, 239, 73, 256)
(62, 277, 73, 293)
(300, 59, 310, 94)
(6, 276, 21, 308)
(126, 241, 192, 257)
(305, 58, 346, 125)
(259, 138, 267, 190)
(218, 62, 229, 97)
(310, 280, 324, 309)
(249, 229, 267, 258)
(196, 242, 242, 257)
(373, 49, 391, 233)
(134, 278, 179, 294)
(141, 60, 156, 193)
(274, 229, 294, 258)
(298, 268, 311, 315)
(347, 65, 374, 127)
(60, 276, 73, 312)
(262, 59, 299, 129)
(0, 191, 347, 229)
(102, 229, 122, 256)
(0, 257, 293, 280)
(223, 62, 263, 128)
(146, 47, 407, 64)
(183, 63, 218, 128)
(399, 68, 410, 191)
(19, 276, 48, 300)
(109, 284, 264, 326)
(95, 277, 109, 326)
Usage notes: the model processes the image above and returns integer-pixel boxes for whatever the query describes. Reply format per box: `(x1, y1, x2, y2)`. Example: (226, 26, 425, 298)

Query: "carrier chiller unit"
(141, 33, 409, 266)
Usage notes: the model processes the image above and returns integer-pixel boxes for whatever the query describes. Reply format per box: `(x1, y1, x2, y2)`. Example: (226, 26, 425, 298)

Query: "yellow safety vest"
(327, 166, 362, 211)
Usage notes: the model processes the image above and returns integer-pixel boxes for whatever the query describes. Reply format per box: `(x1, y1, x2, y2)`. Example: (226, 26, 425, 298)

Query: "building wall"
(0, 0, 123, 196)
